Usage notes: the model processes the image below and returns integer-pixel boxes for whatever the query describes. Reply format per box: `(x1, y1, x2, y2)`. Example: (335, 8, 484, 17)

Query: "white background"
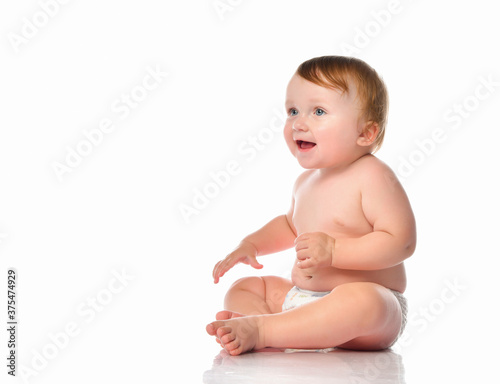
(1, 0, 499, 383)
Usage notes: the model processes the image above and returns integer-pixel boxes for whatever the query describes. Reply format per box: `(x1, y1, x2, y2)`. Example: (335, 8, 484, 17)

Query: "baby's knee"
(227, 276, 265, 295)
(334, 283, 390, 321)
(225, 276, 292, 314)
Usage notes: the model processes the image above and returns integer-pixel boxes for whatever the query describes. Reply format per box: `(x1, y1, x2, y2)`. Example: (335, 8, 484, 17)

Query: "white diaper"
(282, 286, 330, 311)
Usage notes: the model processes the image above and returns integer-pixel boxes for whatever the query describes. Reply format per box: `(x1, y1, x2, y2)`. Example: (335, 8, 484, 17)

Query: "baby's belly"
(291, 262, 407, 293)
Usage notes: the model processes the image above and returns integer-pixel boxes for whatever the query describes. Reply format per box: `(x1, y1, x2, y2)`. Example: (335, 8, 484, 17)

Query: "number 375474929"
(7, 269, 16, 320)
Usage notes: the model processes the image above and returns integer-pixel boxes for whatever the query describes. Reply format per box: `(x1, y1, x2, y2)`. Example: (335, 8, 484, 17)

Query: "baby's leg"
(210, 276, 292, 349)
(207, 282, 403, 355)
(222, 276, 294, 315)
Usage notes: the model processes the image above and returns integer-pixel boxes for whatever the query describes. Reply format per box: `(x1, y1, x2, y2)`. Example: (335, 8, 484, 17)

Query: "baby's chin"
(297, 163, 317, 170)
(293, 156, 324, 170)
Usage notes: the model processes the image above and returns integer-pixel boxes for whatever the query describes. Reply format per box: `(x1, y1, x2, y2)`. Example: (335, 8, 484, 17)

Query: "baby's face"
(284, 74, 366, 170)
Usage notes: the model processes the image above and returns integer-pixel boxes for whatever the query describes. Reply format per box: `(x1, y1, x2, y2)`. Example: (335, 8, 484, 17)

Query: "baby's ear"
(357, 121, 379, 147)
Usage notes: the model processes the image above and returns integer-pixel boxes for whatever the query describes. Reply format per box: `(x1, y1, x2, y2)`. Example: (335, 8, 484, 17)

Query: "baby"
(206, 56, 416, 356)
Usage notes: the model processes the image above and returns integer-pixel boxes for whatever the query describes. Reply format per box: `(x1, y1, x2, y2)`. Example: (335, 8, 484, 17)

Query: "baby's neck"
(317, 153, 373, 177)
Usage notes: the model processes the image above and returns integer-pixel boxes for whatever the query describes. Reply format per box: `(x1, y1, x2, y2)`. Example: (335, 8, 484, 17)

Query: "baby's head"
(295, 56, 388, 153)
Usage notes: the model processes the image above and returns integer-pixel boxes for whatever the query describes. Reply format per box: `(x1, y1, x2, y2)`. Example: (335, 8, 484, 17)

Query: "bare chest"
(292, 176, 372, 238)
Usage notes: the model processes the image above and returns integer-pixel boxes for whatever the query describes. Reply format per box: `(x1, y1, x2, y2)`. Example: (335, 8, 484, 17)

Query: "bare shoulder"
(352, 154, 402, 190)
(353, 154, 393, 174)
(292, 169, 315, 191)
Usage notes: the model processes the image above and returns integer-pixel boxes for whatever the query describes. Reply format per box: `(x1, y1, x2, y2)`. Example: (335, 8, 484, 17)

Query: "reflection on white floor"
(203, 348, 405, 383)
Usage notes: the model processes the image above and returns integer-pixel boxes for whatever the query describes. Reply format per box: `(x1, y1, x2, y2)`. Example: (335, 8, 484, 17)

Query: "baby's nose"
(292, 117, 308, 132)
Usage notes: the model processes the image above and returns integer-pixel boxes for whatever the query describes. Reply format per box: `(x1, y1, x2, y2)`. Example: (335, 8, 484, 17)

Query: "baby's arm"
(213, 213, 296, 283)
(332, 161, 416, 270)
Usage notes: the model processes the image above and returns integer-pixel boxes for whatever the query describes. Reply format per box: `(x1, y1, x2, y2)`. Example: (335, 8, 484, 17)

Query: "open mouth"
(296, 140, 317, 151)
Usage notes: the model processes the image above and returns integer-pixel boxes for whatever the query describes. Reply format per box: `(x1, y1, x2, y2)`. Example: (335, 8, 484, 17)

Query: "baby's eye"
(288, 108, 298, 116)
(315, 108, 326, 116)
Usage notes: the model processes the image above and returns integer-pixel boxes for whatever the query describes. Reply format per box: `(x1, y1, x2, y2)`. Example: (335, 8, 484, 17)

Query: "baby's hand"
(295, 232, 335, 269)
(212, 241, 263, 284)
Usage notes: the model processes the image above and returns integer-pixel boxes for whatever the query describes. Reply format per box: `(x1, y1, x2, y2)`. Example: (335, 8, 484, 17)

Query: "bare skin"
(206, 73, 416, 356)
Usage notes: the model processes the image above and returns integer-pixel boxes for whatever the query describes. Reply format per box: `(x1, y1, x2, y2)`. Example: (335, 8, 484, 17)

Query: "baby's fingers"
(249, 260, 263, 270)
(213, 257, 238, 283)
(213, 260, 224, 278)
(294, 237, 310, 253)
(296, 250, 313, 269)
(296, 249, 310, 261)
(297, 258, 313, 269)
(243, 255, 263, 270)
(213, 262, 222, 284)
(213, 260, 229, 284)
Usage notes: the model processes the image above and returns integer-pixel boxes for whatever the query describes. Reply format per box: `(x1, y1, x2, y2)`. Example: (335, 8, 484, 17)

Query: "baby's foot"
(211, 311, 247, 346)
(206, 316, 265, 356)
(215, 310, 245, 320)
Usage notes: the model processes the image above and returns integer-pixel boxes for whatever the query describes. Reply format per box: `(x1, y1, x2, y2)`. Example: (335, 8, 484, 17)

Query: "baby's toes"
(223, 338, 242, 355)
(206, 320, 225, 336)
(216, 310, 245, 320)
(215, 311, 231, 320)
(220, 331, 236, 347)
(206, 323, 217, 336)
(216, 326, 234, 343)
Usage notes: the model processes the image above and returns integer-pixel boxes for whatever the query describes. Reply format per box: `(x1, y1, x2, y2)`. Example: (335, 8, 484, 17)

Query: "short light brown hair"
(296, 56, 388, 152)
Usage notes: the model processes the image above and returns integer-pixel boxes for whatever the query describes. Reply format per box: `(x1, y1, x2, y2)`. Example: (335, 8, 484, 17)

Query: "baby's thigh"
(261, 276, 294, 313)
